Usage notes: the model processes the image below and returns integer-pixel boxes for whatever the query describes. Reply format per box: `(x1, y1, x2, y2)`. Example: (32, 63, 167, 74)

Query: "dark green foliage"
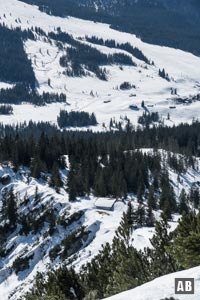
(178, 189, 189, 214)
(12, 254, 33, 274)
(159, 68, 170, 81)
(167, 152, 185, 174)
(0, 119, 198, 203)
(61, 227, 89, 260)
(49, 244, 62, 261)
(57, 110, 97, 128)
(24, 268, 85, 300)
(24, 296, 64, 300)
(22, 206, 200, 300)
(61, 38, 134, 67)
(0, 24, 35, 87)
(119, 81, 134, 90)
(0, 120, 198, 201)
(161, 298, 178, 300)
(159, 171, 177, 219)
(148, 213, 177, 277)
(48, 30, 75, 45)
(147, 185, 157, 210)
(49, 162, 63, 192)
(86, 36, 149, 64)
(171, 211, 200, 269)
(19, 0, 200, 56)
(190, 186, 200, 209)
(58, 211, 84, 228)
(30, 157, 47, 178)
(1, 188, 18, 229)
(0, 84, 66, 105)
(0, 104, 13, 115)
(58, 34, 134, 80)
(146, 204, 155, 227)
(82, 209, 177, 298)
(82, 212, 150, 298)
(138, 112, 160, 127)
(0, 118, 200, 174)
(135, 200, 146, 227)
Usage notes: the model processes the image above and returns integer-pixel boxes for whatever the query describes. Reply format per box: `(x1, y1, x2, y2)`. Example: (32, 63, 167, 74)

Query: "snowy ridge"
(0, 0, 200, 128)
(0, 164, 127, 299)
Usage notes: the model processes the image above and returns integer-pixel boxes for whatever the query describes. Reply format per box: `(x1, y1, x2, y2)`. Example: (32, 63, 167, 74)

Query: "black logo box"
(175, 278, 194, 294)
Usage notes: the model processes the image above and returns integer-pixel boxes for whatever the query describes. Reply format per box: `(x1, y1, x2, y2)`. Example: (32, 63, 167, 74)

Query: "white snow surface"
(95, 197, 117, 209)
(0, 0, 200, 128)
(104, 266, 200, 300)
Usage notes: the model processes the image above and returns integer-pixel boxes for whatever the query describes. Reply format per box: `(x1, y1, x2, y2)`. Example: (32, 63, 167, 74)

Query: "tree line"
(0, 24, 35, 87)
(19, 0, 200, 56)
(0, 84, 66, 105)
(57, 110, 97, 128)
(85, 36, 151, 64)
(0, 120, 199, 205)
(60, 36, 135, 80)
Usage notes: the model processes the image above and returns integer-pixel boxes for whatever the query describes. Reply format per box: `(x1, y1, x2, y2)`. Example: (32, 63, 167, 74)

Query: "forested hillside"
(0, 24, 35, 86)
(0, 1, 200, 299)
(0, 120, 200, 299)
(19, 0, 200, 55)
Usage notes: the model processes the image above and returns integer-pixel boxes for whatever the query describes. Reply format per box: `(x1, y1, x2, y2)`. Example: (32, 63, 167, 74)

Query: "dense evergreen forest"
(138, 112, 160, 127)
(0, 84, 66, 105)
(19, 0, 200, 55)
(0, 104, 13, 115)
(0, 120, 199, 204)
(85, 36, 151, 64)
(0, 24, 35, 87)
(0, 120, 199, 299)
(1, 3, 200, 299)
(57, 110, 97, 128)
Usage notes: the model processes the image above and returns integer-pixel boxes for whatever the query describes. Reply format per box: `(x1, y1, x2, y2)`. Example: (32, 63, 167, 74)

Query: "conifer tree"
(159, 172, 177, 219)
(178, 189, 189, 214)
(135, 200, 146, 227)
(190, 186, 200, 209)
(34, 186, 40, 205)
(149, 213, 176, 276)
(25, 267, 85, 300)
(30, 156, 47, 179)
(146, 205, 155, 227)
(49, 162, 63, 193)
(127, 201, 134, 225)
(171, 211, 200, 268)
(2, 188, 18, 228)
(116, 212, 133, 248)
(148, 185, 157, 210)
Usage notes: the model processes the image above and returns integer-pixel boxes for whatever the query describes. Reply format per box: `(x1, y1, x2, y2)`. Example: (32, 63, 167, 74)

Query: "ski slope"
(0, 0, 200, 128)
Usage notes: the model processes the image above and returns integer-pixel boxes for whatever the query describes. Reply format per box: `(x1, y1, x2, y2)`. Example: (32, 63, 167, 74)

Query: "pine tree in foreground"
(171, 211, 200, 269)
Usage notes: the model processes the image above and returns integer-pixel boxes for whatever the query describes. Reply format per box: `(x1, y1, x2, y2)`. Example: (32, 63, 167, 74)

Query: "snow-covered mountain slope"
(0, 149, 200, 299)
(0, 0, 200, 129)
(0, 163, 127, 299)
(104, 266, 200, 300)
